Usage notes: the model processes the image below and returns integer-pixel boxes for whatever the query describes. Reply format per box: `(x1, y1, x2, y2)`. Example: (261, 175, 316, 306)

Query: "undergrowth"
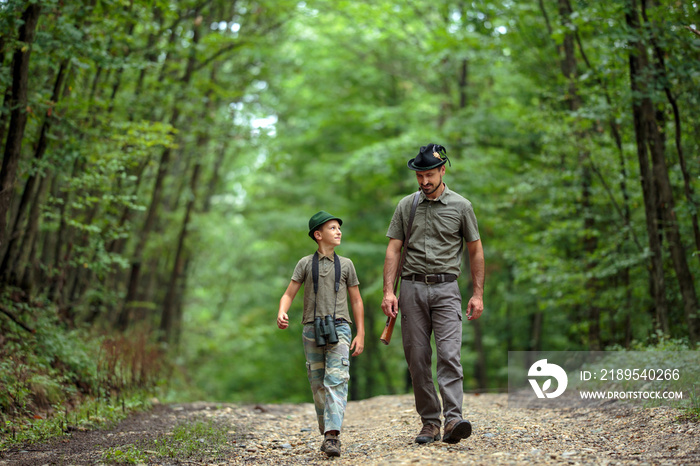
(605, 336, 700, 420)
(0, 288, 167, 451)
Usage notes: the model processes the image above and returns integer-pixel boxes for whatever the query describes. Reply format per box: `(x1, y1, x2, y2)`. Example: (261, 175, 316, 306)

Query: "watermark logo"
(509, 351, 696, 409)
(528, 359, 568, 398)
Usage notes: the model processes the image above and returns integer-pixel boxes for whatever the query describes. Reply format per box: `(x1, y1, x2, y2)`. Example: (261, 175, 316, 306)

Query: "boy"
(277, 211, 365, 458)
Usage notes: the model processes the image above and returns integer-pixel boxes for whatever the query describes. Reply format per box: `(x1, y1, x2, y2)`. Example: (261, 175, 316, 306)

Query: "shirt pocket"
(437, 209, 461, 227)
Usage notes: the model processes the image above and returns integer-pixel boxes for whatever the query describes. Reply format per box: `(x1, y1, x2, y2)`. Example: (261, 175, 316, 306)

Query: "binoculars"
(314, 315, 339, 346)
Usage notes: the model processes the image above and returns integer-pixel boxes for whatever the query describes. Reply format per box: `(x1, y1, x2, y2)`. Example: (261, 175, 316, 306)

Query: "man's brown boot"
(442, 418, 472, 444)
(415, 423, 441, 444)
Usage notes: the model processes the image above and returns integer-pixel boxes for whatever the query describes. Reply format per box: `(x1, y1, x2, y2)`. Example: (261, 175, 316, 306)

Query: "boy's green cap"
(308, 211, 343, 238)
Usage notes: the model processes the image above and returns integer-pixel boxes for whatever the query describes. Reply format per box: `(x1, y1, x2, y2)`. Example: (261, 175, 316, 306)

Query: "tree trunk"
(1, 59, 68, 284)
(625, 0, 668, 334)
(530, 310, 543, 352)
(48, 156, 82, 303)
(648, 111, 698, 342)
(160, 159, 202, 342)
(559, 0, 600, 349)
(626, 0, 697, 342)
(0, 87, 12, 160)
(574, 11, 639, 347)
(17, 174, 50, 292)
(0, 3, 42, 253)
(38, 173, 60, 288)
(120, 10, 202, 329)
(160, 56, 218, 342)
(642, 1, 700, 261)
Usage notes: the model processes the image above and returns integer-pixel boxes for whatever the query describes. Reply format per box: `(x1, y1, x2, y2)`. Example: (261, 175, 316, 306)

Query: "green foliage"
(687, 384, 700, 420)
(102, 445, 148, 465)
(0, 290, 162, 450)
(1, 0, 698, 409)
(156, 419, 230, 458)
(0, 360, 31, 414)
(167, 0, 700, 404)
(101, 418, 232, 464)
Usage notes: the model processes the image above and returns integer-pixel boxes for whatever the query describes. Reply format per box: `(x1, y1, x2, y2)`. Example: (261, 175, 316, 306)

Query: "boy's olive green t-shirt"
(292, 253, 359, 325)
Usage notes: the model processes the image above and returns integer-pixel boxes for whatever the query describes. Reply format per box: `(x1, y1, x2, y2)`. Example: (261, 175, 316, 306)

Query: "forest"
(0, 0, 698, 441)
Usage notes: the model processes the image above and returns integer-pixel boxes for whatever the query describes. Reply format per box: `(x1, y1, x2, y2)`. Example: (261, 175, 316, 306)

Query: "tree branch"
(0, 304, 35, 333)
(686, 26, 700, 38)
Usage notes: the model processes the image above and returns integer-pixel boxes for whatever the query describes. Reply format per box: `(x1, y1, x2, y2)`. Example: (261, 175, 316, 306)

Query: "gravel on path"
(1, 393, 698, 465)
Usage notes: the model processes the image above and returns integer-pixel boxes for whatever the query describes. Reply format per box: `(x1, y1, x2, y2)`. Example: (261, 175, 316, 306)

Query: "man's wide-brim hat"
(308, 211, 343, 238)
(407, 143, 450, 171)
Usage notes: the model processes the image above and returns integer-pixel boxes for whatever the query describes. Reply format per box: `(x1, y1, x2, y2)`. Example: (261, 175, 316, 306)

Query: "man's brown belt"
(402, 273, 458, 284)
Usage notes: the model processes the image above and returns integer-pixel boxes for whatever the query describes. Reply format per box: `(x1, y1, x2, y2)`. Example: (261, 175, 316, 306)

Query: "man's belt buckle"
(424, 274, 438, 285)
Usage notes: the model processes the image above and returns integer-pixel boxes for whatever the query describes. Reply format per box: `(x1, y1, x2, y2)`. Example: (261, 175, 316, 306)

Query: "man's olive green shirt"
(292, 253, 359, 324)
(386, 185, 480, 277)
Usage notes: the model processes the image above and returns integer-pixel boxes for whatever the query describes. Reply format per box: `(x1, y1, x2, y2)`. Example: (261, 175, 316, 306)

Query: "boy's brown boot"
(321, 433, 341, 457)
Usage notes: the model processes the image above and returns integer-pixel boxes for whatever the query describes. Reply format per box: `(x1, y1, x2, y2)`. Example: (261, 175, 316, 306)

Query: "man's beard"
(421, 180, 442, 196)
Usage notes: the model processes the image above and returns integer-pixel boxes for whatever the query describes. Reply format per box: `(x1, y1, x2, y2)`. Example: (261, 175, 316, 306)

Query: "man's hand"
(350, 336, 365, 356)
(465, 296, 483, 321)
(381, 293, 399, 318)
(465, 240, 485, 321)
(277, 311, 289, 329)
(381, 239, 402, 319)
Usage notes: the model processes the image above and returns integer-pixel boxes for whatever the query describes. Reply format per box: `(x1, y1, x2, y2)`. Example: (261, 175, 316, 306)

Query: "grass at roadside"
(0, 392, 154, 451)
(101, 418, 233, 464)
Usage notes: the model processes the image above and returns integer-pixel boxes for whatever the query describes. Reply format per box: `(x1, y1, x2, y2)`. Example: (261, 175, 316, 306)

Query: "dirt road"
(1, 393, 698, 465)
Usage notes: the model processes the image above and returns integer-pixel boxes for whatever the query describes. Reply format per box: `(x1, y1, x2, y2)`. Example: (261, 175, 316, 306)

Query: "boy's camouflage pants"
(302, 322, 351, 434)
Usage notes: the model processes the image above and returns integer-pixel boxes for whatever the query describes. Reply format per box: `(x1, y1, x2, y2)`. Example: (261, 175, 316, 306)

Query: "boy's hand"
(350, 336, 364, 356)
(277, 311, 289, 329)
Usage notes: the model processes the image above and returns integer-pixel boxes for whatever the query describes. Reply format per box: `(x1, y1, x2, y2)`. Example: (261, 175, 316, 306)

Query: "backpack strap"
(333, 252, 340, 292)
(396, 191, 421, 284)
(312, 251, 320, 294)
(312, 251, 341, 318)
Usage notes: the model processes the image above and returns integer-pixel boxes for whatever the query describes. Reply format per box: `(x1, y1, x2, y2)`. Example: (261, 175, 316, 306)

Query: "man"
(381, 143, 485, 445)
